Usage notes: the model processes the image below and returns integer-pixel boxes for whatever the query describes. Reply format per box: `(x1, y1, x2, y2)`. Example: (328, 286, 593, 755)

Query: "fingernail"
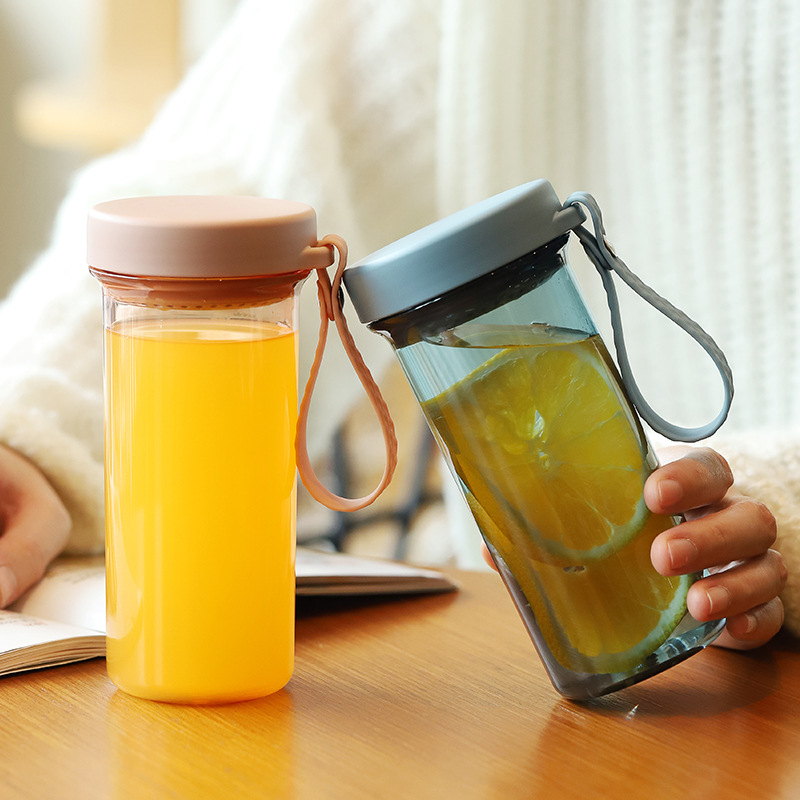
(705, 585, 732, 615)
(666, 538, 697, 570)
(0, 566, 17, 607)
(658, 478, 683, 509)
(742, 613, 757, 635)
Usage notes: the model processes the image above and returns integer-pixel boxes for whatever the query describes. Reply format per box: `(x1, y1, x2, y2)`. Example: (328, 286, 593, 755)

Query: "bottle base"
(560, 618, 725, 700)
(107, 669, 293, 705)
(542, 615, 727, 700)
(488, 541, 727, 700)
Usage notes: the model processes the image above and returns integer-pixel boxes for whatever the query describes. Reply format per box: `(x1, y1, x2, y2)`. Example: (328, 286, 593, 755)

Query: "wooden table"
(2, 569, 799, 799)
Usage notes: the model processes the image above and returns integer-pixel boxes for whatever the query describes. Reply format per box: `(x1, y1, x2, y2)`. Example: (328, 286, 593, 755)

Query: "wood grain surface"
(1, 569, 798, 799)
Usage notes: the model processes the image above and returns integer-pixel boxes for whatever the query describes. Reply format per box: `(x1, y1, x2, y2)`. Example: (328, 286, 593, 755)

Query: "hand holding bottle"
(646, 446, 787, 650)
(480, 446, 787, 651)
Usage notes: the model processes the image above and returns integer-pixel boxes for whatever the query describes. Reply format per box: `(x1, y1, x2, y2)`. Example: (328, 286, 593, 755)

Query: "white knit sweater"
(1, 0, 799, 632)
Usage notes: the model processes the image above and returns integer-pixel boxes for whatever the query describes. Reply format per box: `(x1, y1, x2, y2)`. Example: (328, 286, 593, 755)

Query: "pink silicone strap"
(296, 235, 398, 511)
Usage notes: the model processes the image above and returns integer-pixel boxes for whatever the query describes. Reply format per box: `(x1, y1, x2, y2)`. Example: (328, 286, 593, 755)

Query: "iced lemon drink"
(422, 326, 690, 677)
(344, 181, 728, 697)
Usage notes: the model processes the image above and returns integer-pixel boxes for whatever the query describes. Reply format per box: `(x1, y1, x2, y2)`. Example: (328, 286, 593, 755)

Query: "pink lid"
(87, 195, 334, 278)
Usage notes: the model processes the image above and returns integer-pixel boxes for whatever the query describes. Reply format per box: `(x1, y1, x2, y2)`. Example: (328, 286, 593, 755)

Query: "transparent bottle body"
(97, 275, 302, 703)
(373, 240, 724, 699)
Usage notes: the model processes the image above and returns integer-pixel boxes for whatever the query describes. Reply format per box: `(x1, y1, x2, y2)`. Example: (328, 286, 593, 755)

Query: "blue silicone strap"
(564, 191, 734, 442)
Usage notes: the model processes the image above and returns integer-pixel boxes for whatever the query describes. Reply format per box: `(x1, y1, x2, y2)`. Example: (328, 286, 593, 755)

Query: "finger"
(685, 549, 787, 621)
(650, 497, 777, 576)
(0, 446, 72, 607)
(0, 512, 69, 607)
(0, 497, 70, 606)
(711, 597, 785, 651)
(644, 447, 733, 517)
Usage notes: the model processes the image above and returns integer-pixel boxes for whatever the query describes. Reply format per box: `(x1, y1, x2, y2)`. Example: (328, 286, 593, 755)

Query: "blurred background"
(2, 1, 799, 568)
(0, 0, 447, 565)
(0, 0, 239, 297)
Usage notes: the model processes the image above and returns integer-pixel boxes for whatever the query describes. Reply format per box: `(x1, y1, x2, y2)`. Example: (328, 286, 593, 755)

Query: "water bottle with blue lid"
(343, 179, 732, 699)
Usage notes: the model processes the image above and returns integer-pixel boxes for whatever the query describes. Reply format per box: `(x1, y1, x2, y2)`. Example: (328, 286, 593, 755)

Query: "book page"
(9, 559, 105, 633)
(7, 548, 456, 636)
(0, 610, 101, 649)
(0, 549, 456, 677)
(0, 610, 105, 676)
(295, 548, 458, 595)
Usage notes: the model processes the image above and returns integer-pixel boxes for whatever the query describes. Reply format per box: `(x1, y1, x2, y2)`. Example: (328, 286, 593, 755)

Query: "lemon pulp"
(424, 328, 689, 674)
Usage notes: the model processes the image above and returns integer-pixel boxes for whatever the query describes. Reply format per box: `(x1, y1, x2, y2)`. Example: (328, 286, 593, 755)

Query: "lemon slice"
(425, 333, 652, 564)
(426, 329, 690, 674)
(527, 516, 690, 674)
(473, 495, 689, 674)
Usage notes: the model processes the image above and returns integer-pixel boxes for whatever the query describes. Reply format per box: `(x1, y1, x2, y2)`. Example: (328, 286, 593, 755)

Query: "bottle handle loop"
(296, 234, 398, 511)
(565, 191, 734, 442)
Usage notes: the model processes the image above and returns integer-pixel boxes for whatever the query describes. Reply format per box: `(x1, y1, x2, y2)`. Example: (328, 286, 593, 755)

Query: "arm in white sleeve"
(0, 149, 257, 554)
(709, 431, 800, 639)
(0, 0, 441, 553)
(0, 238, 104, 553)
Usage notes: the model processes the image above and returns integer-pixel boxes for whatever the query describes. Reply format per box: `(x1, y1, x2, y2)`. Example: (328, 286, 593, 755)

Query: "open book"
(1, 548, 457, 678)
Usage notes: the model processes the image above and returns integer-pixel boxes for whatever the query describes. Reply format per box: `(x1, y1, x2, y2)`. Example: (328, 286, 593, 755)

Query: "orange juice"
(105, 316, 297, 703)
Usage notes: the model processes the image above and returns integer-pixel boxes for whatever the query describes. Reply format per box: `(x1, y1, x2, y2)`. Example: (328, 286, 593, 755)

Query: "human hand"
(0, 444, 71, 607)
(646, 446, 786, 650)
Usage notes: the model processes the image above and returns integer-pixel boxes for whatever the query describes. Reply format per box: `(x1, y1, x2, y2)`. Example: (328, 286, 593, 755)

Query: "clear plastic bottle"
(89, 195, 333, 703)
(344, 181, 726, 698)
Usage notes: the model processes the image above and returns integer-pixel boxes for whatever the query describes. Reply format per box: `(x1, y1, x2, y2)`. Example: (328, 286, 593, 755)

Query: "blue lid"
(343, 180, 585, 324)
